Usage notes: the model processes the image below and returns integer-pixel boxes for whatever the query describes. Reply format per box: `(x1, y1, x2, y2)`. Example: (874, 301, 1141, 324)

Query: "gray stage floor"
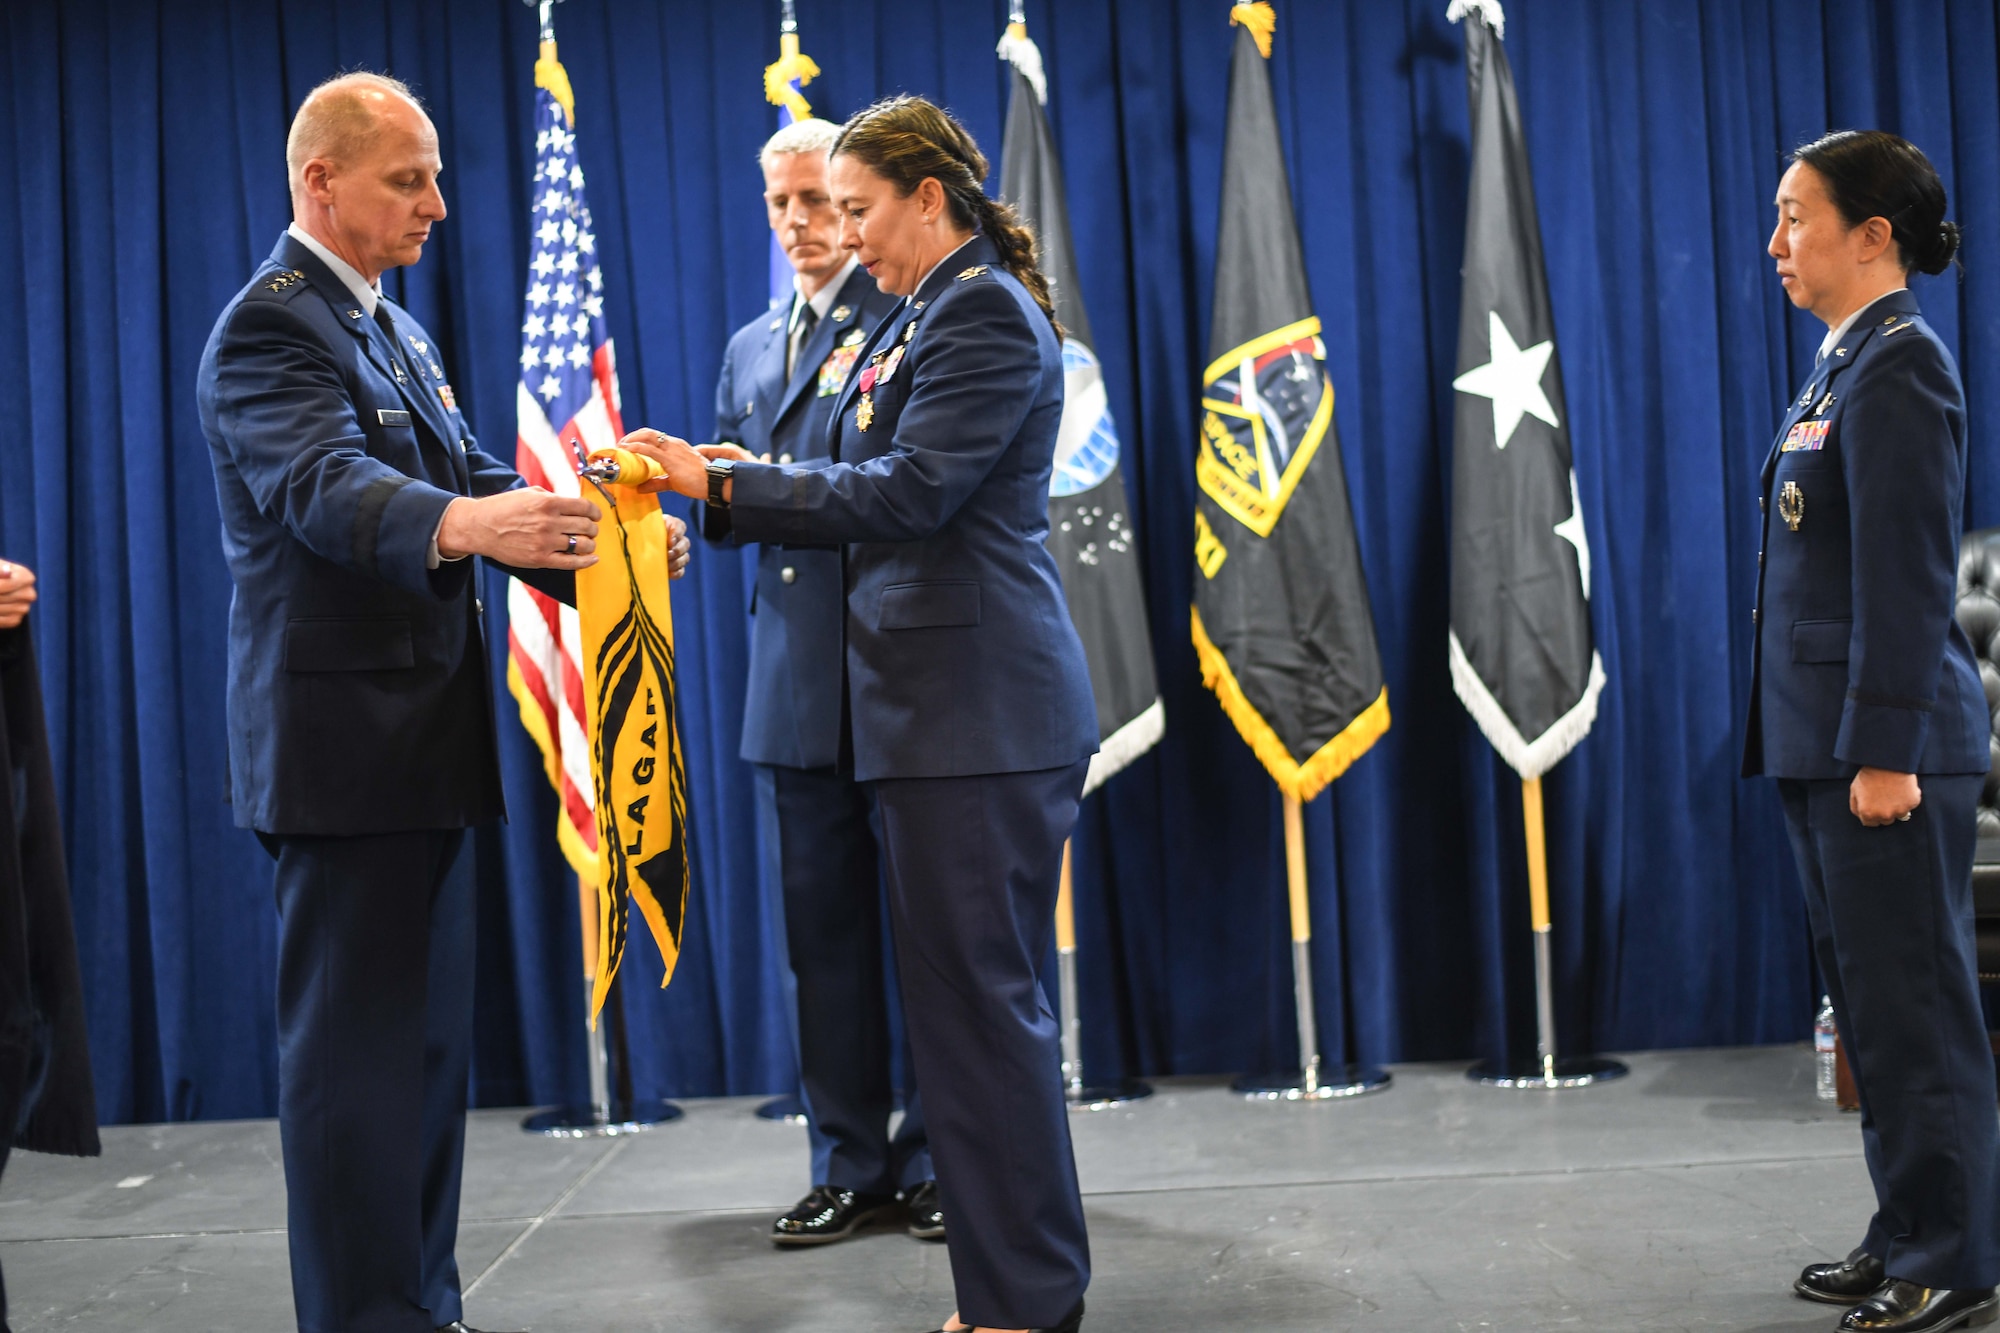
(1, 1045, 1880, 1332)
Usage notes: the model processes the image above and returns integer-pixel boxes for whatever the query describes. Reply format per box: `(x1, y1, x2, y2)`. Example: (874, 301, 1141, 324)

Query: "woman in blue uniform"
(1748, 130, 1997, 1333)
(629, 96, 1095, 1333)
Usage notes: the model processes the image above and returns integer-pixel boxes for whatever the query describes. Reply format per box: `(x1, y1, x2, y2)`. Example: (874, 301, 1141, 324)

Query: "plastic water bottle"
(1814, 996, 1839, 1101)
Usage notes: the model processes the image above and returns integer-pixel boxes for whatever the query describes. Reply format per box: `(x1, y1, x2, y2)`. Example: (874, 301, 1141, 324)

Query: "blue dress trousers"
(727, 235, 1100, 1327)
(1745, 288, 2000, 1290)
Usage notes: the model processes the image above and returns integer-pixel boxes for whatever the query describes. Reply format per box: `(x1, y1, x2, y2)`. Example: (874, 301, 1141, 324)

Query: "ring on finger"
(566, 534, 577, 555)
(1898, 811, 1912, 822)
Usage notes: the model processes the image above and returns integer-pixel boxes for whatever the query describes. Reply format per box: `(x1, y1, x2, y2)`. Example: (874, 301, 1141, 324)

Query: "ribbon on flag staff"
(505, 35, 689, 1022)
(1192, 1, 1388, 804)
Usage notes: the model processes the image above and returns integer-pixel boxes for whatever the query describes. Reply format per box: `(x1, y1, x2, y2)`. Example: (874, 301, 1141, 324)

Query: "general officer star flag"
(505, 35, 689, 1021)
(999, 21, 1164, 796)
(1446, 0, 1603, 778)
(1191, 2, 1388, 803)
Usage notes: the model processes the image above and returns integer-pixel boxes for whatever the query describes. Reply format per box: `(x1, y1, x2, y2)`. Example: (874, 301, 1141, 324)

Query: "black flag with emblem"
(1446, 0, 1602, 778)
(999, 26, 1164, 796)
(1190, 3, 1388, 803)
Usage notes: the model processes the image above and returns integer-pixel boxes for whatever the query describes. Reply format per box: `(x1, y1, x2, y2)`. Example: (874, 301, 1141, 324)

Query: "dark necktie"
(374, 304, 414, 385)
(788, 302, 818, 379)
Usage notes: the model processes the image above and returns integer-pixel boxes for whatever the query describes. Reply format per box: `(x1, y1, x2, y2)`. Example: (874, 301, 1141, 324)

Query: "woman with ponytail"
(627, 95, 1095, 1333)
(1749, 129, 2000, 1333)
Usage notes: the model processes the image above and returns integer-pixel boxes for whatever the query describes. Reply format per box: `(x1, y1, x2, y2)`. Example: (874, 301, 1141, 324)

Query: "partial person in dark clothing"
(0, 558, 101, 1333)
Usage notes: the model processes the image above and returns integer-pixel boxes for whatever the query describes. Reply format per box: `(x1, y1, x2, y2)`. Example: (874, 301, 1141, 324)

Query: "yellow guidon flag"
(576, 450, 691, 1022)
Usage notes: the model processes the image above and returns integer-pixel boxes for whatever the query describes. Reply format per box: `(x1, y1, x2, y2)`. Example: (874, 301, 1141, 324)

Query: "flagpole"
(1234, 793, 1390, 1102)
(1054, 839, 1152, 1110)
(1467, 775, 1626, 1090)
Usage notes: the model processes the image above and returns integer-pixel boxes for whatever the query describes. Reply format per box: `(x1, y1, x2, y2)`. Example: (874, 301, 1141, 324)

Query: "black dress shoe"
(924, 1298, 1084, 1333)
(771, 1184, 899, 1246)
(905, 1180, 946, 1241)
(1839, 1281, 1999, 1331)
(436, 1323, 525, 1333)
(1799, 1249, 1889, 1304)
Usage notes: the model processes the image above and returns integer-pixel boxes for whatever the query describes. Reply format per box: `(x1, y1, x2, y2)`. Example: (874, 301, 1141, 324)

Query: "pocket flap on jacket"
(1790, 618, 1852, 664)
(285, 617, 416, 672)
(879, 581, 981, 630)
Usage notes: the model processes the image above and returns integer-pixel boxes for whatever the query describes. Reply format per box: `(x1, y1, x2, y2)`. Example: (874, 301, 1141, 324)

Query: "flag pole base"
(1233, 1065, 1392, 1101)
(1065, 1079, 1154, 1112)
(1467, 1056, 1628, 1090)
(521, 1098, 682, 1137)
(754, 1094, 809, 1124)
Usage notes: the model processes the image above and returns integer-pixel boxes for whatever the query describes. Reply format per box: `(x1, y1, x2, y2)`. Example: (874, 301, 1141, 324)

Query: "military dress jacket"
(708, 264, 899, 770)
(198, 232, 572, 835)
(726, 235, 1098, 782)
(1744, 288, 1989, 780)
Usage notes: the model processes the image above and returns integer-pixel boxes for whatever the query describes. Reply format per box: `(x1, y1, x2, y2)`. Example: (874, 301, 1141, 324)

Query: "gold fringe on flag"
(1191, 605, 1390, 803)
(536, 40, 576, 126)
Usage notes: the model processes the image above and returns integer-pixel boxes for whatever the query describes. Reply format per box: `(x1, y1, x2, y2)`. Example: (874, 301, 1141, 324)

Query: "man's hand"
(619, 430, 710, 501)
(665, 513, 691, 580)
(438, 489, 600, 569)
(0, 561, 36, 629)
(1851, 766, 1922, 826)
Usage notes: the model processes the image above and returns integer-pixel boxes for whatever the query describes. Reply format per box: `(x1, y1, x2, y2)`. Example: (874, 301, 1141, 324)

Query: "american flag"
(506, 59, 624, 878)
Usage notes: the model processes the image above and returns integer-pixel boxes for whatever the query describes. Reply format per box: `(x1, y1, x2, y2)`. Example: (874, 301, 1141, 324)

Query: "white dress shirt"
(1819, 287, 1908, 363)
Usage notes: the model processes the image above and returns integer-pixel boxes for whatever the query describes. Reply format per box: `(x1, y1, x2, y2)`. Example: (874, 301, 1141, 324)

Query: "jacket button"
(1759, 496, 1767, 513)
(778, 452, 793, 465)
(475, 598, 484, 615)
(781, 566, 796, 585)
(1752, 608, 1759, 625)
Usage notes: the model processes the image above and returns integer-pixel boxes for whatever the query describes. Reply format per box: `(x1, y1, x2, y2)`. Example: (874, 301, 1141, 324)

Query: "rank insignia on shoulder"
(264, 269, 305, 292)
(957, 265, 988, 280)
(832, 305, 851, 322)
(1883, 322, 1914, 337)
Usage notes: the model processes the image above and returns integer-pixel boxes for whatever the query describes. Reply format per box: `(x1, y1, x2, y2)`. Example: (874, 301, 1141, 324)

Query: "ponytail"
(832, 95, 1065, 339)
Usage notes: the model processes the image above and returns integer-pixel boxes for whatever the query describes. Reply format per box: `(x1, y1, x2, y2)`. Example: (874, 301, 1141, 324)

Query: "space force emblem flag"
(1190, 2, 1388, 803)
(999, 20, 1165, 797)
(1446, 0, 1603, 779)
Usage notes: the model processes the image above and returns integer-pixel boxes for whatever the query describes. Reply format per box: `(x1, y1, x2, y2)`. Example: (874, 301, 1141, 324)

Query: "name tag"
(377, 409, 412, 427)
(1781, 420, 1829, 453)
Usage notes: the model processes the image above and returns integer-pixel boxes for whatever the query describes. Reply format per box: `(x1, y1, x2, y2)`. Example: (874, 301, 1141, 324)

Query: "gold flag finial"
(1230, 2, 1276, 58)
(764, 31, 820, 121)
(536, 39, 576, 127)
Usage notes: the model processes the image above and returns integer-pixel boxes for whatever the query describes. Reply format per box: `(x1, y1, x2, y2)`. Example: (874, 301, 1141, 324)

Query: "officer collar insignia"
(956, 265, 989, 280)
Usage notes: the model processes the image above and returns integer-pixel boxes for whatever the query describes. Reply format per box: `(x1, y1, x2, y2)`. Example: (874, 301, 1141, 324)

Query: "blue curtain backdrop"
(3, 0, 1997, 1124)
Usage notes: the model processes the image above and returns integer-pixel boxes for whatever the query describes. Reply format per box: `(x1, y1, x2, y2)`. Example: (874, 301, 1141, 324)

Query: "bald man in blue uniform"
(198, 73, 683, 1333)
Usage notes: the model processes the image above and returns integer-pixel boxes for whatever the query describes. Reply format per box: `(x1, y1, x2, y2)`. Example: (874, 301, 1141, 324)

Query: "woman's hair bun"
(1919, 219, 1963, 276)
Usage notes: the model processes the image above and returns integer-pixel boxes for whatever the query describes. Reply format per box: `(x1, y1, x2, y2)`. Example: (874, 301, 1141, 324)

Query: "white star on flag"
(1553, 469, 1590, 600)
(1452, 310, 1558, 449)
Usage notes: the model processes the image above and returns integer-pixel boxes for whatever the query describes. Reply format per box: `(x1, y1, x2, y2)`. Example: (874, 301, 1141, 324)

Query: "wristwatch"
(705, 457, 734, 509)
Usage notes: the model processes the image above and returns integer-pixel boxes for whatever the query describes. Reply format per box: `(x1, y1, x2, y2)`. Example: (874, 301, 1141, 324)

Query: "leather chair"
(1955, 527, 2000, 979)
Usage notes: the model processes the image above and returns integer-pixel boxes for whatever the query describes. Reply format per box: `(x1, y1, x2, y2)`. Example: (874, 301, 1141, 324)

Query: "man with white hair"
(197, 71, 686, 1333)
(698, 117, 935, 1247)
